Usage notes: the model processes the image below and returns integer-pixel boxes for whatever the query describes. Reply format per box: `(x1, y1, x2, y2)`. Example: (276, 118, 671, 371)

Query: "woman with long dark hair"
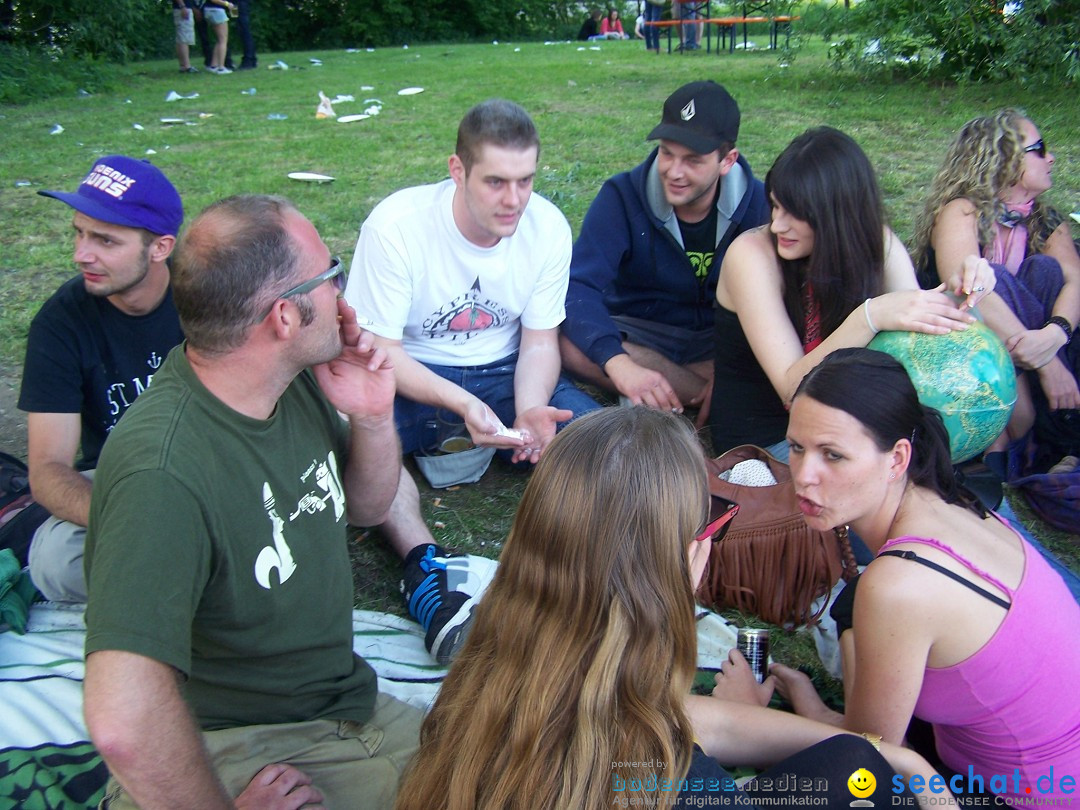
(395, 407, 943, 810)
(722, 349, 1080, 803)
(708, 127, 994, 457)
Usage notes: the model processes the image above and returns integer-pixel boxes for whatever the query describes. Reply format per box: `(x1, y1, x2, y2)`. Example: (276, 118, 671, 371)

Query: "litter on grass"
(338, 114, 370, 123)
(316, 91, 336, 119)
(398, 87, 424, 95)
(241, 88, 257, 95)
(287, 172, 335, 183)
(50, 124, 64, 135)
(267, 113, 288, 120)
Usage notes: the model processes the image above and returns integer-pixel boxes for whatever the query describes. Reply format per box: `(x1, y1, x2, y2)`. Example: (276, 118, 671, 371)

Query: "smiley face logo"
(848, 768, 877, 798)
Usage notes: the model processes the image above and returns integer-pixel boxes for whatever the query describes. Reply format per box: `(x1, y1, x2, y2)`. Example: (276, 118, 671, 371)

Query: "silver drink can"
(737, 628, 770, 684)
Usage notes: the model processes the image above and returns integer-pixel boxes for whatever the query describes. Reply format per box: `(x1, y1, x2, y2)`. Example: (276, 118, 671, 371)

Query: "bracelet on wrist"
(859, 732, 883, 751)
(863, 299, 879, 335)
(1044, 315, 1073, 343)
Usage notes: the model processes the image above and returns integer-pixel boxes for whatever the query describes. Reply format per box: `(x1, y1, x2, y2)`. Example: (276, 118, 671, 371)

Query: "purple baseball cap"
(38, 155, 183, 237)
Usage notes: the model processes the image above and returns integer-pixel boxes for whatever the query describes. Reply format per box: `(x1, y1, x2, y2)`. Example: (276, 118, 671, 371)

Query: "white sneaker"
(211, 66, 232, 74)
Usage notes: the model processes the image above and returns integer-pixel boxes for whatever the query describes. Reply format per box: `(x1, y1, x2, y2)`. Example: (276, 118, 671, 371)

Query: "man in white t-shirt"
(344, 99, 600, 663)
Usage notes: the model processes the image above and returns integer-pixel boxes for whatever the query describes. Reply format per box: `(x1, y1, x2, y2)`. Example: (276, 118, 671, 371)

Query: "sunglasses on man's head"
(262, 257, 346, 319)
(280, 256, 347, 300)
(1023, 139, 1047, 159)
(696, 496, 740, 545)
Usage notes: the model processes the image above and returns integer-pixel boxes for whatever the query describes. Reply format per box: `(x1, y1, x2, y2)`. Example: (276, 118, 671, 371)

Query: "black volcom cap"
(646, 80, 740, 154)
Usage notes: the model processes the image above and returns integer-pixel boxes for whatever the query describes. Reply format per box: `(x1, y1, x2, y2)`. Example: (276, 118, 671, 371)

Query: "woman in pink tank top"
(715, 348, 1080, 803)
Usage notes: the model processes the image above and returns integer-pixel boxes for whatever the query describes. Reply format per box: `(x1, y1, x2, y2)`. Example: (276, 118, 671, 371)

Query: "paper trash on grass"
(338, 114, 370, 123)
(361, 85, 374, 90)
(397, 87, 424, 96)
(165, 90, 200, 101)
(160, 118, 187, 125)
(1071, 211, 1080, 225)
(310, 58, 323, 66)
(241, 87, 257, 95)
(316, 91, 337, 119)
(15, 180, 32, 187)
(133, 123, 144, 130)
(50, 124, 64, 135)
(331, 94, 355, 104)
(270, 59, 290, 70)
(267, 113, 288, 120)
(287, 172, 335, 183)
(145, 149, 157, 155)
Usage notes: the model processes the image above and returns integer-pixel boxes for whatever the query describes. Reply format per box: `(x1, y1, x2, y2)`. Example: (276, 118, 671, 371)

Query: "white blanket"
(0, 602, 739, 810)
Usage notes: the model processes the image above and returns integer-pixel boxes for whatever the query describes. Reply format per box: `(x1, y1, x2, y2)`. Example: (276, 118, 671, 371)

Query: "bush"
(826, 0, 1080, 84)
(0, 43, 114, 105)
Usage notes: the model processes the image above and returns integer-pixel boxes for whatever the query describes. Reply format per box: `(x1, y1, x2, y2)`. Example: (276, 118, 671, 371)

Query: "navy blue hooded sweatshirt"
(563, 147, 769, 369)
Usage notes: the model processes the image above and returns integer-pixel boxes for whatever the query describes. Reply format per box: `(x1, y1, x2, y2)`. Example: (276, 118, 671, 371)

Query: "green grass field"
(1, 36, 1077, 678)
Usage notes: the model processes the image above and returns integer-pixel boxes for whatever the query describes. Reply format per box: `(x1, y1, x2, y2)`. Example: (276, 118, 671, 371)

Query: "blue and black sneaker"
(401, 544, 498, 666)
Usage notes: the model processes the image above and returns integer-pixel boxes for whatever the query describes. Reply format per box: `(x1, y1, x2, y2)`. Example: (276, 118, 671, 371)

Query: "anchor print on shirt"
(254, 450, 346, 589)
(102, 350, 166, 433)
(420, 278, 507, 343)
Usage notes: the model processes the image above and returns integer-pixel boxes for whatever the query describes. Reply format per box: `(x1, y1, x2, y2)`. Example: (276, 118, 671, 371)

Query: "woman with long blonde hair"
(395, 407, 942, 810)
(912, 109, 1080, 446)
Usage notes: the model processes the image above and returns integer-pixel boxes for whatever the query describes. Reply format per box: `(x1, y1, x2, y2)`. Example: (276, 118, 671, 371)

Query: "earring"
(889, 473, 896, 480)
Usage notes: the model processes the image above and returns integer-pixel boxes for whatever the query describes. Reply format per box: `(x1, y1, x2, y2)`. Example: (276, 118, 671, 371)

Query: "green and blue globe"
(868, 320, 1017, 463)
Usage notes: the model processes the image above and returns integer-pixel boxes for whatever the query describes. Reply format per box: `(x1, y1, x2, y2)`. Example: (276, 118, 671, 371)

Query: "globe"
(868, 321, 1017, 463)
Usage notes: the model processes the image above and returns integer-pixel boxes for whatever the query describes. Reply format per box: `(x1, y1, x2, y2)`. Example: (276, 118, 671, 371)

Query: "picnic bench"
(645, 10, 798, 54)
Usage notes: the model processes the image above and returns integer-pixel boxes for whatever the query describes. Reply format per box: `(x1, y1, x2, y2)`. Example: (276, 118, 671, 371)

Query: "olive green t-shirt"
(85, 346, 377, 730)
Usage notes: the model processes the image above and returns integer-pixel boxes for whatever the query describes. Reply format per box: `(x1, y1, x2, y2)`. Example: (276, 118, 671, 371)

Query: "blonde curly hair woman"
(912, 109, 1080, 447)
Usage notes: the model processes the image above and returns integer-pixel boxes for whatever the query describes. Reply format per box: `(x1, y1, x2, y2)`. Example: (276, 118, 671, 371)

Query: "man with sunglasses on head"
(17, 156, 185, 602)
(83, 195, 422, 809)
(345, 99, 601, 665)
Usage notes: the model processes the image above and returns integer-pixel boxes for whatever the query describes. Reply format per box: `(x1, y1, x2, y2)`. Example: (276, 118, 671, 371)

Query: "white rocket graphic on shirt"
(253, 450, 345, 589)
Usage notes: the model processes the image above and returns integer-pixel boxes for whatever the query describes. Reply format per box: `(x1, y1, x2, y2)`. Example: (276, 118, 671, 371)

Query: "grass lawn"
(1, 35, 1077, 680)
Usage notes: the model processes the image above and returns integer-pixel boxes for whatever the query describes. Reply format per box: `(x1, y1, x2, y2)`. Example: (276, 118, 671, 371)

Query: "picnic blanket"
(0, 602, 739, 810)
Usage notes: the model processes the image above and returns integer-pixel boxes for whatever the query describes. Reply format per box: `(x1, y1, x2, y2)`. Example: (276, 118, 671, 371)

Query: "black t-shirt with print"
(18, 276, 184, 469)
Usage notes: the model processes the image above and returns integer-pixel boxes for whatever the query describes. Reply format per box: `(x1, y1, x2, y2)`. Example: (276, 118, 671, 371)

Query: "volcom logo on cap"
(82, 163, 136, 200)
(681, 99, 696, 121)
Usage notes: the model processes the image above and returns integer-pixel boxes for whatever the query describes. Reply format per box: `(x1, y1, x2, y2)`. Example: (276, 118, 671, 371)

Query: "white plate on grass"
(338, 114, 371, 123)
(397, 87, 424, 95)
(159, 118, 187, 125)
(287, 172, 335, 183)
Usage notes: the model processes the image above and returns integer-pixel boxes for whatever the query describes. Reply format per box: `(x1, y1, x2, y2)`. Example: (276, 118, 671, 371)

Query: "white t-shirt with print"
(345, 179, 571, 367)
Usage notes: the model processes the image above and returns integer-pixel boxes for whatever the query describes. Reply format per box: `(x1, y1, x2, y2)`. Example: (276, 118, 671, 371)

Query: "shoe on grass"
(179, 66, 199, 73)
(401, 543, 497, 665)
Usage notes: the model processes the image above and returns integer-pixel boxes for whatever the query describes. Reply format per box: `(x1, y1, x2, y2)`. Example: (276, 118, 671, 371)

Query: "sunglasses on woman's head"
(696, 496, 740, 545)
(1023, 139, 1046, 159)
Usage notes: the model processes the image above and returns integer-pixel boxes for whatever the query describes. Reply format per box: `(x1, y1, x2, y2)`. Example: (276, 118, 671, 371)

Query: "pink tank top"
(877, 528, 1080, 799)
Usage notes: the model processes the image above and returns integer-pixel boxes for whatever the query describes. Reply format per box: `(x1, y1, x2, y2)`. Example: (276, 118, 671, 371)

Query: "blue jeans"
(643, 2, 662, 50)
(394, 352, 602, 455)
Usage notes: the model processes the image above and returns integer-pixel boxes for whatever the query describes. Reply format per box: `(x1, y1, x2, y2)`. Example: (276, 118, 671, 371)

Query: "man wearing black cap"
(18, 156, 185, 602)
(560, 81, 768, 420)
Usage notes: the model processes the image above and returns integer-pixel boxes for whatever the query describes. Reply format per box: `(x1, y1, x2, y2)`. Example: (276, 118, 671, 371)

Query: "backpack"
(0, 452, 48, 567)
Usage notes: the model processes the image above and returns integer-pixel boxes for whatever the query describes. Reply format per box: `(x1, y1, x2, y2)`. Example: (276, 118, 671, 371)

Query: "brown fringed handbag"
(698, 445, 858, 627)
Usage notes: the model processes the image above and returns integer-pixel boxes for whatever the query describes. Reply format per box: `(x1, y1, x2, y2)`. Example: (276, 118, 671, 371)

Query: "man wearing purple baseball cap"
(560, 80, 769, 423)
(18, 156, 185, 603)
